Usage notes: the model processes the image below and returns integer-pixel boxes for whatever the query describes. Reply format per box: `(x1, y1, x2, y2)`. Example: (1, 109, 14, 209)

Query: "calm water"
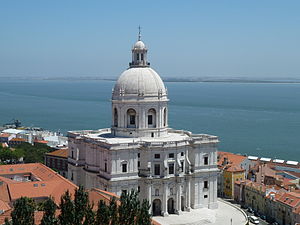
(0, 80, 299, 161)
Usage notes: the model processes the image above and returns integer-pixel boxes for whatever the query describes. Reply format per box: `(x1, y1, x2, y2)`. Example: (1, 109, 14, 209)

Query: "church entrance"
(181, 196, 185, 211)
(167, 198, 175, 214)
(152, 199, 161, 216)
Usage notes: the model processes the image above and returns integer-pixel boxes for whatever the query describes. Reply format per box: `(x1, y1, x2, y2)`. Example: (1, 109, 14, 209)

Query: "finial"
(138, 25, 141, 41)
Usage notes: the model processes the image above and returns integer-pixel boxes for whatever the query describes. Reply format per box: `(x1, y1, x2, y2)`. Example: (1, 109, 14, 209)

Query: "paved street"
(153, 200, 247, 225)
(225, 201, 269, 225)
(244, 211, 268, 225)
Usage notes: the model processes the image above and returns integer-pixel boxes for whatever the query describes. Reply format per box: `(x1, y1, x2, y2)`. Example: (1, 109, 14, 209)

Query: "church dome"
(112, 67, 167, 100)
(133, 40, 146, 49)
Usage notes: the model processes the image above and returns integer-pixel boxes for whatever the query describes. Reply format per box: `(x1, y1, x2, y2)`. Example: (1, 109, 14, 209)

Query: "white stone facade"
(68, 34, 219, 216)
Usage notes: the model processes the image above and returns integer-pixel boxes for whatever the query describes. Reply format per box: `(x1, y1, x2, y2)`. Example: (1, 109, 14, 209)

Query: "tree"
(0, 148, 14, 162)
(96, 200, 110, 225)
(4, 218, 11, 225)
(118, 190, 140, 225)
(74, 186, 89, 225)
(83, 203, 95, 225)
(58, 190, 74, 225)
(109, 197, 118, 225)
(135, 199, 151, 225)
(40, 197, 58, 225)
(11, 197, 35, 225)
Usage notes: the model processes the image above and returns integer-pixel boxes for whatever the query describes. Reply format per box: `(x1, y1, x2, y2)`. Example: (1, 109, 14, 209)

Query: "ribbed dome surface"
(112, 67, 167, 99)
(133, 40, 146, 49)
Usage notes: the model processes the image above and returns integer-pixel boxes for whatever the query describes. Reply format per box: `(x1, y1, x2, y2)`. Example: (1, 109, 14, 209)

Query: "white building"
(68, 33, 219, 216)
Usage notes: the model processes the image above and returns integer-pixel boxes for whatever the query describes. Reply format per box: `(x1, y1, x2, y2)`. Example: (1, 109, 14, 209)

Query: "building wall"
(244, 186, 266, 215)
(67, 131, 219, 216)
(45, 155, 68, 178)
(223, 170, 245, 198)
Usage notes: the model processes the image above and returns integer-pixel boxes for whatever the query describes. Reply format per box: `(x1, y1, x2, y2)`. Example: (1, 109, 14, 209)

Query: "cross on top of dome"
(138, 25, 141, 41)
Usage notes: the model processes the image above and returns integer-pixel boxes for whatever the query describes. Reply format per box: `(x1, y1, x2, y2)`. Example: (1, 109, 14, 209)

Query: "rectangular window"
(204, 195, 208, 198)
(105, 162, 107, 172)
(136, 54, 139, 60)
(204, 180, 208, 189)
(141, 53, 144, 60)
(122, 164, 127, 173)
(181, 161, 184, 172)
(154, 154, 160, 159)
(138, 153, 140, 158)
(169, 163, 174, 174)
(154, 164, 160, 176)
(181, 152, 184, 156)
(130, 115, 135, 125)
(148, 115, 153, 125)
(138, 161, 140, 167)
(204, 156, 209, 165)
(169, 153, 174, 158)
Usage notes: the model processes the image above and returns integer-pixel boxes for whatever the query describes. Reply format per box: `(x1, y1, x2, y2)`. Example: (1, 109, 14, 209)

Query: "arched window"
(141, 53, 144, 61)
(163, 108, 167, 127)
(127, 108, 137, 128)
(137, 53, 140, 60)
(147, 108, 156, 128)
(114, 108, 118, 127)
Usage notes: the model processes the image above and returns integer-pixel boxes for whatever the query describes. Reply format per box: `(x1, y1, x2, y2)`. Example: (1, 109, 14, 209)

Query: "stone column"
(162, 182, 169, 216)
(177, 182, 182, 214)
(214, 175, 218, 207)
(148, 181, 152, 213)
(186, 176, 191, 211)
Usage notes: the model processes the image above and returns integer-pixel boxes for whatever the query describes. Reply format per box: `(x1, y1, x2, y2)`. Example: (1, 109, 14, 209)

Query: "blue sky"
(0, 0, 300, 78)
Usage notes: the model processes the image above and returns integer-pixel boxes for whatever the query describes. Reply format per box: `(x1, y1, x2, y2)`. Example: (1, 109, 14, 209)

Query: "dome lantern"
(129, 26, 150, 68)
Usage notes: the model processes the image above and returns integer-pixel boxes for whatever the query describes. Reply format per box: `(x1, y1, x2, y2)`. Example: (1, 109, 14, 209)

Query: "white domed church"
(68, 32, 219, 216)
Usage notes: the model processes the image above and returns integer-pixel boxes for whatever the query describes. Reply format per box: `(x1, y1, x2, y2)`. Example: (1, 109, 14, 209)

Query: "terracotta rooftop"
(8, 138, 26, 142)
(34, 140, 48, 144)
(0, 163, 77, 205)
(218, 151, 247, 170)
(88, 188, 120, 210)
(0, 200, 10, 212)
(45, 148, 68, 158)
(277, 192, 300, 208)
(226, 165, 245, 172)
(0, 133, 10, 138)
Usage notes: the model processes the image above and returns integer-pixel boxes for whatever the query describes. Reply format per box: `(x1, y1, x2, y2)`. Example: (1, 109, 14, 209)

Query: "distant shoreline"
(1, 76, 300, 84)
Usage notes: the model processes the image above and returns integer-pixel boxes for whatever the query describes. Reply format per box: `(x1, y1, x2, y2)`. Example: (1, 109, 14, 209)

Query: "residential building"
(45, 148, 68, 178)
(217, 151, 254, 198)
(223, 165, 245, 198)
(8, 138, 26, 147)
(0, 163, 119, 224)
(276, 192, 300, 225)
(0, 163, 77, 205)
(0, 133, 14, 143)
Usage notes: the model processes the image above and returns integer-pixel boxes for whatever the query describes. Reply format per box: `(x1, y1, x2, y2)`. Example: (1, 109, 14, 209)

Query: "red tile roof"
(277, 192, 300, 208)
(218, 151, 247, 172)
(45, 148, 68, 158)
(0, 163, 77, 205)
(0, 133, 10, 138)
(226, 165, 245, 172)
(0, 200, 11, 212)
(9, 138, 26, 142)
(34, 140, 48, 144)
